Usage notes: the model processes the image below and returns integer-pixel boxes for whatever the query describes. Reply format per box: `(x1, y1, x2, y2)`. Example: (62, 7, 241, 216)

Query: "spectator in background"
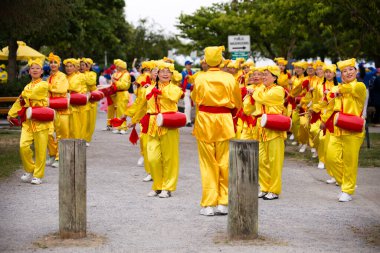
(358, 62, 377, 88)
(98, 69, 109, 86)
(370, 68, 380, 125)
(181, 60, 195, 127)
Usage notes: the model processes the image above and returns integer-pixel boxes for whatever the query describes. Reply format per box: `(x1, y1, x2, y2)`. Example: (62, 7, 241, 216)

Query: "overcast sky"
(124, 0, 230, 35)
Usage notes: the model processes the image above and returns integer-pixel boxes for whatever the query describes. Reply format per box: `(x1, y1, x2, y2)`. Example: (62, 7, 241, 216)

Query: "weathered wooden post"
(59, 139, 86, 239)
(228, 139, 259, 240)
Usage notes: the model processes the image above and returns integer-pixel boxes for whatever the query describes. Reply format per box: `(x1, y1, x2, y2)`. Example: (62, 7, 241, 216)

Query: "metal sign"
(228, 35, 251, 52)
(231, 51, 250, 60)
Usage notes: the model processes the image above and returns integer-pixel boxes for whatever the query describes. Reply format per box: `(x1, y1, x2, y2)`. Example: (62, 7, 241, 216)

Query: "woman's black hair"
(322, 76, 338, 86)
(271, 73, 278, 84)
(359, 64, 366, 80)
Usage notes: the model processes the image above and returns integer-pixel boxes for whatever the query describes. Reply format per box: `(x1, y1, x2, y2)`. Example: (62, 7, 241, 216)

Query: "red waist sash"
(199, 105, 232, 114)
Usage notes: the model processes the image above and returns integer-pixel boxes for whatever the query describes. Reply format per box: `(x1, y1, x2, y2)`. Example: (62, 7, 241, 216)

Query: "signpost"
(228, 35, 251, 60)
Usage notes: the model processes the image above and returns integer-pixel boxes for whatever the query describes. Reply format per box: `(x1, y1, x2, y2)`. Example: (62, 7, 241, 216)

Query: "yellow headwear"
(81, 57, 93, 66)
(157, 62, 175, 72)
(163, 57, 175, 64)
(249, 66, 265, 73)
(0, 64, 5, 69)
(142, 61, 157, 70)
(204, 46, 225, 67)
(236, 58, 245, 64)
(314, 59, 325, 68)
(48, 52, 61, 64)
(322, 64, 337, 73)
(28, 58, 44, 68)
(306, 62, 316, 69)
(337, 58, 356, 71)
(274, 57, 288, 66)
(292, 61, 308, 69)
(63, 58, 79, 67)
(114, 59, 127, 69)
(171, 70, 183, 84)
(227, 60, 240, 69)
(266, 65, 281, 77)
(242, 61, 255, 68)
(200, 58, 206, 65)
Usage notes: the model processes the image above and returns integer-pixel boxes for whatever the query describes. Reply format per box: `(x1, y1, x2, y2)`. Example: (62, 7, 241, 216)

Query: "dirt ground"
(1, 112, 380, 253)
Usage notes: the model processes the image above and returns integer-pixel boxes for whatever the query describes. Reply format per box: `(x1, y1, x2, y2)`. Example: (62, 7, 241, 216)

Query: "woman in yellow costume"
(64, 58, 86, 139)
(288, 61, 307, 146)
(325, 59, 366, 202)
(254, 66, 287, 200)
(274, 57, 291, 91)
(46, 53, 69, 168)
(111, 59, 131, 134)
(126, 61, 157, 182)
(7, 59, 52, 185)
(241, 67, 264, 140)
(80, 58, 97, 146)
(318, 64, 339, 175)
(192, 46, 242, 216)
(145, 62, 183, 198)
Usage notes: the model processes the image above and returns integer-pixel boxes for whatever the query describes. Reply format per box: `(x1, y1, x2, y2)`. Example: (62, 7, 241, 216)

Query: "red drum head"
(156, 112, 187, 128)
(261, 114, 292, 131)
(26, 107, 55, 121)
(48, 97, 69, 109)
(334, 112, 365, 132)
(89, 90, 105, 102)
(69, 93, 88, 105)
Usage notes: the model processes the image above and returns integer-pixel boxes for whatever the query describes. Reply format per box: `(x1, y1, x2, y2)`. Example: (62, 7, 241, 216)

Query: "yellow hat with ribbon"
(292, 61, 308, 69)
(227, 60, 240, 69)
(157, 61, 175, 72)
(242, 61, 255, 68)
(81, 57, 93, 66)
(266, 65, 281, 77)
(48, 52, 61, 64)
(163, 57, 175, 64)
(314, 59, 325, 68)
(322, 64, 337, 73)
(28, 58, 44, 68)
(0, 64, 6, 69)
(337, 58, 356, 71)
(63, 58, 79, 66)
(114, 59, 127, 69)
(274, 57, 288, 65)
(204, 46, 225, 67)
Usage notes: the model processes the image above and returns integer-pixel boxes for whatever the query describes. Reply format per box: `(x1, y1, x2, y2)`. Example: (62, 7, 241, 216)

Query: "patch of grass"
(285, 133, 380, 168)
(0, 130, 21, 178)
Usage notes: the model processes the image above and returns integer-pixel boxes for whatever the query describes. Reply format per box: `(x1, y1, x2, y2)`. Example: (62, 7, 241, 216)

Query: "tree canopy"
(177, 0, 380, 66)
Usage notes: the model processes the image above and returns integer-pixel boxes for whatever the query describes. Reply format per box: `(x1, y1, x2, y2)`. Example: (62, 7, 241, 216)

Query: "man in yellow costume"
(80, 58, 97, 145)
(46, 53, 69, 168)
(7, 58, 52, 185)
(253, 66, 287, 200)
(192, 46, 242, 216)
(112, 59, 131, 134)
(325, 58, 366, 202)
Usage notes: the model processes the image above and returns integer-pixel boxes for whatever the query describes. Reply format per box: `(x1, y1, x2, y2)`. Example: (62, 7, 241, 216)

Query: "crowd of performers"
(7, 47, 366, 215)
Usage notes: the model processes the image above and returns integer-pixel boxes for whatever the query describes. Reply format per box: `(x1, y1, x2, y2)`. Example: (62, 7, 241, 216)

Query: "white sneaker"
(137, 156, 144, 166)
(289, 134, 294, 140)
(142, 174, 152, 182)
(258, 191, 267, 198)
(299, 144, 307, 153)
(263, 192, 279, 200)
(291, 141, 298, 146)
(200, 206, 215, 216)
(102, 126, 111, 131)
(21, 172, 33, 183)
(46, 157, 54, 166)
(339, 192, 352, 202)
(31, 177, 42, 185)
(317, 161, 325, 169)
(147, 190, 158, 197)
(120, 130, 127, 135)
(326, 177, 336, 184)
(215, 205, 228, 215)
(112, 129, 120, 134)
(86, 142, 90, 147)
(51, 160, 59, 168)
(158, 190, 170, 198)
(311, 148, 318, 158)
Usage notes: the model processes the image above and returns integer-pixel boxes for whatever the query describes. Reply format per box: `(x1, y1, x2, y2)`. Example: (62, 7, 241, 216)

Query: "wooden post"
(59, 139, 86, 239)
(228, 139, 259, 240)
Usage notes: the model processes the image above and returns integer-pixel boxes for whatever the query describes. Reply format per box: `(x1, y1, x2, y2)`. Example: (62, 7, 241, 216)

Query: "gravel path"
(1, 112, 379, 252)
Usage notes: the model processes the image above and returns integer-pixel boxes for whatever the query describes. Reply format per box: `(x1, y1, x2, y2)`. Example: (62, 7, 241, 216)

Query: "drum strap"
(199, 105, 232, 114)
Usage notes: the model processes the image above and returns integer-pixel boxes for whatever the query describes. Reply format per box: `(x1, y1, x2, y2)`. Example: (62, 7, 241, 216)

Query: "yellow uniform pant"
(298, 116, 309, 145)
(291, 111, 300, 142)
(85, 103, 97, 142)
(116, 96, 128, 131)
(20, 128, 49, 179)
(325, 134, 363, 195)
(106, 95, 117, 126)
(47, 113, 70, 160)
(322, 131, 334, 177)
(259, 137, 285, 195)
(147, 129, 179, 192)
(70, 109, 82, 139)
(235, 118, 243, 139)
(309, 121, 321, 149)
(81, 107, 89, 140)
(240, 124, 258, 140)
(140, 133, 150, 175)
(197, 139, 229, 207)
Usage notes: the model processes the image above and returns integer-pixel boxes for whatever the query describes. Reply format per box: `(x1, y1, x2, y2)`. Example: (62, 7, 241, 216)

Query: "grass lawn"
(0, 129, 21, 178)
(285, 133, 380, 168)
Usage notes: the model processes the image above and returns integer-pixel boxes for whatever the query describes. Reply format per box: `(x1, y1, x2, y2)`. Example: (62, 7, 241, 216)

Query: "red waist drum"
(261, 114, 292, 131)
(69, 93, 89, 105)
(89, 90, 105, 102)
(334, 112, 365, 132)
(26, 107, 55, 121)
(48, 96, 69, 110)
(156, 112, 187, 128)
